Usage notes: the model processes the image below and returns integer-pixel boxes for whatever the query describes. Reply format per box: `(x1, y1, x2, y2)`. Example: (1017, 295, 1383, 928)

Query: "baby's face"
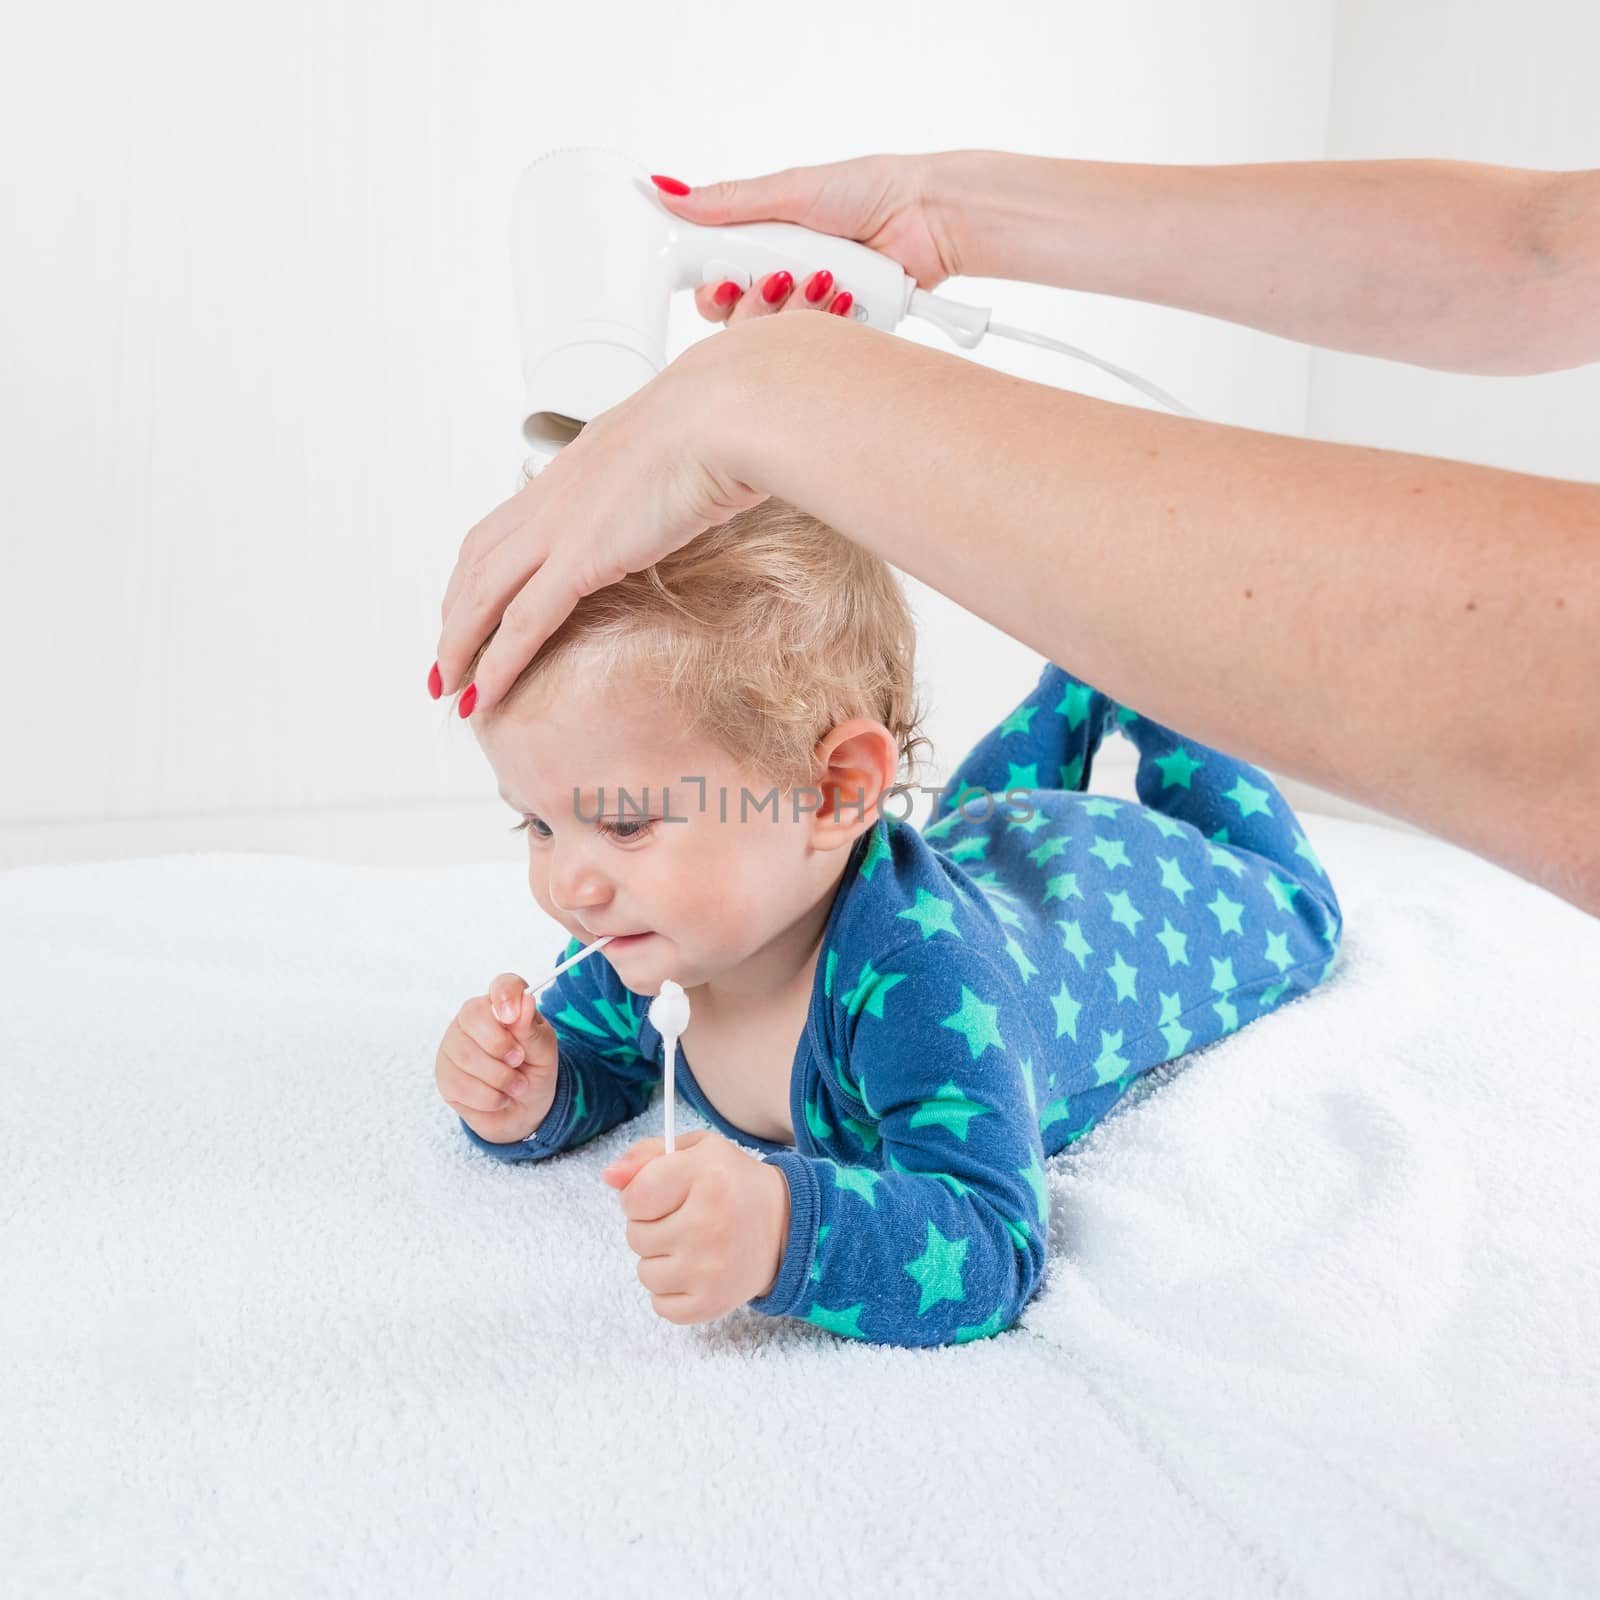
(474, 674, 871, 995)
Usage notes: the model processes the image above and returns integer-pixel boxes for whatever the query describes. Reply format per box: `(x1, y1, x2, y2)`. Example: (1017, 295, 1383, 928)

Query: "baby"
(433, 498, 1343, 1349)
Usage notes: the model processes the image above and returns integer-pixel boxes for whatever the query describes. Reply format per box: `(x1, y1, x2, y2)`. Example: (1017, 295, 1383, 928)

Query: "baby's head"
(453, 498, 931, 995)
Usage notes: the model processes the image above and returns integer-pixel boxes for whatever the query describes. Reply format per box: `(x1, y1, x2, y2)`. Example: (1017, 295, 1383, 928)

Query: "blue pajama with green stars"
(458, 660, 1343, 1350)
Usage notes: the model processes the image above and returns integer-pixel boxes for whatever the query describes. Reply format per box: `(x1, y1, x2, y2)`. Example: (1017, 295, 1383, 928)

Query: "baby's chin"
(602, 934, 722, 996)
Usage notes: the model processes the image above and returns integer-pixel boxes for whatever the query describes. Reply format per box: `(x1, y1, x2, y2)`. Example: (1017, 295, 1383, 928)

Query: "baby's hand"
(435, 974, 561, 1145)
(602, 1129, 792, 1322)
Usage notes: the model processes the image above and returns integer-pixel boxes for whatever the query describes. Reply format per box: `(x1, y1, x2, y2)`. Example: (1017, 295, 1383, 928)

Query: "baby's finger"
(442, 1029, 526, 1110)
(487, 973, 528, 1025)
(515, 988, 554, 1043)
(460, 999, 524, 1065)
(693, 279, 745, 323)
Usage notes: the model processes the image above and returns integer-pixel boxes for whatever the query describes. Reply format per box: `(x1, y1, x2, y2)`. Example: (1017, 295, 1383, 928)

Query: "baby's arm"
(460, 936, 660, 1162)
(747, 939, 1050, 1349)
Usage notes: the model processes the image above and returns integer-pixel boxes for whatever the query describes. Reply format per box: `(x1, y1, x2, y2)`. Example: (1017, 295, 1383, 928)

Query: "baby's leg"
(927, 661, 1345, 1146)
(1052, 665, 1343, 1129)
(1119, 696, 1343, 960)
(925, 662, 1117, 843)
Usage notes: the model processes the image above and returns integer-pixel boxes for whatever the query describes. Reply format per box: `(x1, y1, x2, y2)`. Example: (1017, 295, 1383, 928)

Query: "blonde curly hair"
(455, 496, 934, 797)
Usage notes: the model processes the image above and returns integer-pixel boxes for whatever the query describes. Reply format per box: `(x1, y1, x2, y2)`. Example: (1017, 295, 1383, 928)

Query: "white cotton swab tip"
(648, 979, 691, 1154)
(648, 979, 690, 1036)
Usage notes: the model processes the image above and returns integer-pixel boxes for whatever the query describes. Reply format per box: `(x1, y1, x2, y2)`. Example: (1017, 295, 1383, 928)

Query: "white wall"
(1310, 0, 1600, 482)
(1251, 0, 1600, 844)
(12, 0, 1522, 872)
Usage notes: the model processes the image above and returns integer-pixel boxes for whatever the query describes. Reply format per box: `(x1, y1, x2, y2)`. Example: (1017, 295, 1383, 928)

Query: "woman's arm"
(707, 312, 1600, 913)
(930, 153, 1600, 375)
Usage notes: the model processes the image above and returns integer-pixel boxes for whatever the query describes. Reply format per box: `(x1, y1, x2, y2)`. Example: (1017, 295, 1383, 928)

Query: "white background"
(2, 0, 1595, 869)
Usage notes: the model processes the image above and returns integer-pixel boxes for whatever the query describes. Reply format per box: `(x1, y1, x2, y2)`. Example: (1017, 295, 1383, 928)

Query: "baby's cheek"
(666, 867, 735, 938)
(667, 857, 758, 951)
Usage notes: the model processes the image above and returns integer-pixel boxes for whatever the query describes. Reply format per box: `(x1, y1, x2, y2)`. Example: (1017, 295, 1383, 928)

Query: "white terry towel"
(1, 814, 1596, 1597)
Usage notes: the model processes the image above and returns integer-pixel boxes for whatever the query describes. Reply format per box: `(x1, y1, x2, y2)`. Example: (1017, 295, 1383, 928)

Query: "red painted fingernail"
(804, 269, 833, 303)
(762, 270, 793, 305)
(650, 174, 690, 196)
(712, 279, 741, 307)
(458, 684, 477, 718)
(830, 291, 854, 317)
(427, 661, 442, 699)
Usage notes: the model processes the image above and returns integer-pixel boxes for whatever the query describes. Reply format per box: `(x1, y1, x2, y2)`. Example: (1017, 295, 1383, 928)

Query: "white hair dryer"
(509, 146, 1197, 473)
(511, 146, 929, 465)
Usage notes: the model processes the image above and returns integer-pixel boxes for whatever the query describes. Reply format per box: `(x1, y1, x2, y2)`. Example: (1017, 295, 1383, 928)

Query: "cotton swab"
(647, 979, 691, 1153)
(529, 934, 614, 1000)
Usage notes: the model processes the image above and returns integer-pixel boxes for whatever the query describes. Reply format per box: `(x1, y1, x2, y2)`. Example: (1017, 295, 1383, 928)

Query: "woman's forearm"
(927, 151, 1600, 376)
(713, 313, 1600, 914)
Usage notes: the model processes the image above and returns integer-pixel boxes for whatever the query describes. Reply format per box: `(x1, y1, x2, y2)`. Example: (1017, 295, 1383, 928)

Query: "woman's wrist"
(692, 313, 832, 507)
(923, 150, 1181, 296)
(920, 149, 1100, 284)
(920, 149, 1025, 281)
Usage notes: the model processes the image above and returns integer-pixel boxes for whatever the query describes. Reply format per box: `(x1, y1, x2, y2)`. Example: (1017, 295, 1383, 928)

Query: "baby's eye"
(599, 817, 654, 842)
(508, 814, 653, 843)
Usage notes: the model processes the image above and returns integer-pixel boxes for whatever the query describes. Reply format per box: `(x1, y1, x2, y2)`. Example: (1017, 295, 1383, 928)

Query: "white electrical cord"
(907, 287, 1202, 420)
(986, 322, 1201, 419)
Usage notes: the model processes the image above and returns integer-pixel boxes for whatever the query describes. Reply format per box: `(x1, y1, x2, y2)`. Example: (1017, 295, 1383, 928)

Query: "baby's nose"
(548, 874, 609, 916)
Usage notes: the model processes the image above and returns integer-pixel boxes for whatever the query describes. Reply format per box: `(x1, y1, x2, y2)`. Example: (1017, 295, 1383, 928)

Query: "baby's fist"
(435, 975, 561, 1145)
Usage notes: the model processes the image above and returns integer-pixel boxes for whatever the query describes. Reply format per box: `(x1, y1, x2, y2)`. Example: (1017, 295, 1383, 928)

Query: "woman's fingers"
(726, 269, 795, 323)
(440, 483, 533, 627)
(692, 278, 746, 323)
(693, 269, 844, 326)
(436, 481, 545, 693)
(649, 155, 952, 288)
(796, 272, 855, 319)
(463, 542, 586, 715)
(431, 335, 758, 719)
(437, 552, 527, 706)
(652, 165, 825, 229)
(436, 497, 582, 713)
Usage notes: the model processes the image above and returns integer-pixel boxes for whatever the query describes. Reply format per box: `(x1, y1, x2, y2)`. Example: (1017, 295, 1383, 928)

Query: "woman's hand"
(600, 1129, 793, 1323)
(656, 153, 960, 326)
(430, 152, 955, 716)
(431, 329, 766, 715)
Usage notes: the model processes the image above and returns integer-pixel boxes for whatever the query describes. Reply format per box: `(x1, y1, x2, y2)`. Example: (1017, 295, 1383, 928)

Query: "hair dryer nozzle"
(512, 148, 675, 456)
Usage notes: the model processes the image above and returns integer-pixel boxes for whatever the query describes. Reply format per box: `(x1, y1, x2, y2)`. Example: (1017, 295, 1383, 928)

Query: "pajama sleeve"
(459, 936, 661, 1163)
(746, 938, 1051, 1349)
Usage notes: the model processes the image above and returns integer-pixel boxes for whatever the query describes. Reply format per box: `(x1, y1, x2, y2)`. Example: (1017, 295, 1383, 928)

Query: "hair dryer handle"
(670, 216, 917, 331)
